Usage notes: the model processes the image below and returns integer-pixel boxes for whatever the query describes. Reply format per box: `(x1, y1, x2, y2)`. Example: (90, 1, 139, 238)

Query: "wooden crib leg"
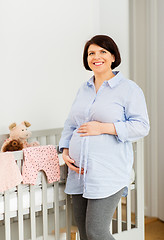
(52, 226, 78, 240)
(71, 226, 78, 240)
(71, 232, 76, 240)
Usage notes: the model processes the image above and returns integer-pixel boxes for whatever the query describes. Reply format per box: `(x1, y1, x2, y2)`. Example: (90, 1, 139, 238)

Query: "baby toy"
(2, 139, 23, 152)
(1, 121, 39, 152)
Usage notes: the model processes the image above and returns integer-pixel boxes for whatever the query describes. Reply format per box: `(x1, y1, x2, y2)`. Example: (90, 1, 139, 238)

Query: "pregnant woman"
(59, 35, 150, 240)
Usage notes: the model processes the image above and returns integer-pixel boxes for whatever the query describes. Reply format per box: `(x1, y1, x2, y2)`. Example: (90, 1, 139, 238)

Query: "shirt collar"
(87, 76, 95, 87)
(107, 71, 124, 88)
(87, 71, 124, 88)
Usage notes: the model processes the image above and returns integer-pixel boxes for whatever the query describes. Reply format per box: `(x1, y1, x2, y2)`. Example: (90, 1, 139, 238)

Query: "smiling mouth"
(93, 62, 104, 66)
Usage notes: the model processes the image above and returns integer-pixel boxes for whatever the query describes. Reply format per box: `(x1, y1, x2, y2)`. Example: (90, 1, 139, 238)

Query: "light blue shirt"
(59, 71, 150, 199)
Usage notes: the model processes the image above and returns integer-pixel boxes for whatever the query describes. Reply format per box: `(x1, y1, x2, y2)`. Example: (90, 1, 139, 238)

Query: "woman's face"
(87, 44, 115, 74)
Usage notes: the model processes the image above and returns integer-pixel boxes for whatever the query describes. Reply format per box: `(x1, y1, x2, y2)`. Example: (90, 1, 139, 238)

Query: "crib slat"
(4, 190, 11, 240)
(37, 136, 42, 145)
(42, 172, 48, 239)
(135, 139, 144, 232)
(127, 187, 131, 230)
(54, 182, 60, 240)
(17, 159, 24, 240)
(110, 219, 113, 235)
(46, 136, 51, 145)
(66, 195, 72, 240)
(30, 185, 36, 240)
(55, 135, 61, 146)
(18, 186, 24, 240)
(117, 198, 122, 233)
(18, 184, 24, 240)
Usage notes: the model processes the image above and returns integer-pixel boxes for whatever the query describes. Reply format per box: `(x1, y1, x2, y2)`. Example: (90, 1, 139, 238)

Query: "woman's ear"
(112, 55, 115, 63)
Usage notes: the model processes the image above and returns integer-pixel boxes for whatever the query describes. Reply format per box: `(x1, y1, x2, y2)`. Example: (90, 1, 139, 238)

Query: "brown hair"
(83, 35, 121, 70)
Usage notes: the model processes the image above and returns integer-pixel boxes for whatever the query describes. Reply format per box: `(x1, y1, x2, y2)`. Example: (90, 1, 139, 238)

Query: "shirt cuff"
(113, 121, 128, 143)
(58, 139, 70, 152)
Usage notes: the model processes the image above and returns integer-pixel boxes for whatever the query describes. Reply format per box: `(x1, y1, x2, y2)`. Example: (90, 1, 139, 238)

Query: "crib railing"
(110, 139, 144, 240)
(0, 129, 144, 240)
(0, 128, 70, 240)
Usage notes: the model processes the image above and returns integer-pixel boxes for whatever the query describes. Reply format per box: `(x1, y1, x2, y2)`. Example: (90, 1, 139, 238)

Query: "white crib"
(0, 128, 145, 240)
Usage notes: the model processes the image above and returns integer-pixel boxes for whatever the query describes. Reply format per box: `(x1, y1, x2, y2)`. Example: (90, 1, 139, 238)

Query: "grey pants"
(72, 188, 124, 240)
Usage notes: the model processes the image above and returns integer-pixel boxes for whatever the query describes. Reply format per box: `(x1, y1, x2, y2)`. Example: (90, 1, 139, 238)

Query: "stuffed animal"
(1, 121, 39, 152)
(3, 139, 23, 152)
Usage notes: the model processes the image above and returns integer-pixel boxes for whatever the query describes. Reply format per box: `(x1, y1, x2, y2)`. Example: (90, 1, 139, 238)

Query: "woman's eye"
(22, 129, 24, 131)
(101, 50, 106, 53)
(88, 52, 94, 56)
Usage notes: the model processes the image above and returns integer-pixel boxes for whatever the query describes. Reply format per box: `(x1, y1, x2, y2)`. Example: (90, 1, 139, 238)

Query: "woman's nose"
(94, 52, 101, 59)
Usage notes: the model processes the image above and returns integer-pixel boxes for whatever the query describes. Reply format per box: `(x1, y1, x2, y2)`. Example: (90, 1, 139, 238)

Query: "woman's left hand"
(77, 121, 102, 137)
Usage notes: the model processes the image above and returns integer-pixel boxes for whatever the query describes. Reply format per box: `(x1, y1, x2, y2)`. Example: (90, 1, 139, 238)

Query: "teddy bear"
(1, 121, 39, 152)
(2, 139, 24, 152)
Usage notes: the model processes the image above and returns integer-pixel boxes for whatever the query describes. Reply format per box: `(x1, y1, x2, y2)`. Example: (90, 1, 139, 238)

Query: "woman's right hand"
(62, 148, 84, 175)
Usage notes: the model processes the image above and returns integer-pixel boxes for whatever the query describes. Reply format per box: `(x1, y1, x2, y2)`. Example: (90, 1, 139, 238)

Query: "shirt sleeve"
(59, 88, 80, 152)
(58, 117, 76, 152)
(113, 86, 150, 143)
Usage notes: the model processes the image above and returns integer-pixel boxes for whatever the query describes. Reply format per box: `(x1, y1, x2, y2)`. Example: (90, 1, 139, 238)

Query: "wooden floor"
(119, 202, 164, 240)
(145, 217, 164, 240)
(52, 206, 164, 240)
(52, 218, 164, 240)
(69, 218, 164, 240)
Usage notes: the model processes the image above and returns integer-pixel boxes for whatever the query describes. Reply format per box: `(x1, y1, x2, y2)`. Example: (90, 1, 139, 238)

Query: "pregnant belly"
(69, 130, 82, 167)
(69, 132, 119, 167)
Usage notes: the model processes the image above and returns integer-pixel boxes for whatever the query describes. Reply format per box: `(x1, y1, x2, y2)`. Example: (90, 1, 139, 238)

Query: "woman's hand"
(77, 121, 117, 137)
(77, 121, 103, 136)
(62, 148, 84, 175)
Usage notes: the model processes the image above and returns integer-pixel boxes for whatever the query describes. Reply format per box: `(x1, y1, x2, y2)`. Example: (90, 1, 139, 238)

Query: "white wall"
(99, 0, 129, 77)
(157, 0, 164, 221)
(0, 0, 129, 134)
